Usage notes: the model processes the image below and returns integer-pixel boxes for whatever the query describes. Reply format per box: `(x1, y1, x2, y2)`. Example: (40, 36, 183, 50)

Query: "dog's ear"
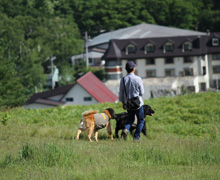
(104, 108, 115, 119)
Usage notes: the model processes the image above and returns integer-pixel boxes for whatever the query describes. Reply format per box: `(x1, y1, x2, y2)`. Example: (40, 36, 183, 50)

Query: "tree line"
(0, 0, 219, 107)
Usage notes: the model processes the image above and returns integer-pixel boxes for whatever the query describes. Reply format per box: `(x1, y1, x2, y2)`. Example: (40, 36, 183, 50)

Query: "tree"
(73, 61, 105, 81)
(59, 63, 76, 86)
(0, 33, 27, 107)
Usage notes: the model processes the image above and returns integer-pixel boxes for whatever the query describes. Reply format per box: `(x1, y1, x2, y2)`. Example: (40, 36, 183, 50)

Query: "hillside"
(0, 92, 220, 179)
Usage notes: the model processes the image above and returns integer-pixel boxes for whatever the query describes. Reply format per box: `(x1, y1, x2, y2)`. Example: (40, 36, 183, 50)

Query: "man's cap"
(126, 61, 136, 70)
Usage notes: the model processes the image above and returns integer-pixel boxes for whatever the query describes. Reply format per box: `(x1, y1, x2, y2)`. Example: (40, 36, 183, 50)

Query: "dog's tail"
(82, 110, 98, 117)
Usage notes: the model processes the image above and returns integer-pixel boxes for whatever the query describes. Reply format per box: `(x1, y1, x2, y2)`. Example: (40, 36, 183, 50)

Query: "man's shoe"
(121, 129, 128, 140)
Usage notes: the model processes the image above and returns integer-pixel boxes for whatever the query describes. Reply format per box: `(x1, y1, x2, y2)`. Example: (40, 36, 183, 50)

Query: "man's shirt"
(119, 73, 144, 108)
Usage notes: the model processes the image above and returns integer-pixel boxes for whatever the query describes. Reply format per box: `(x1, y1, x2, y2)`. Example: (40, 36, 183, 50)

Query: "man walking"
(119, 61, 145, 142)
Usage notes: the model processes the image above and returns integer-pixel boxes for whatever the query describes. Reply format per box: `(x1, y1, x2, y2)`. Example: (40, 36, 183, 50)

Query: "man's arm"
(139, 78, 144, 96)
(119, 79, 126, 110)
(119, 79, 124, 102)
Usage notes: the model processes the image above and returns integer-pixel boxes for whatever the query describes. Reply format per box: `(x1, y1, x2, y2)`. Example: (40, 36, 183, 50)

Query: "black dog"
(114, 105, 154, 138)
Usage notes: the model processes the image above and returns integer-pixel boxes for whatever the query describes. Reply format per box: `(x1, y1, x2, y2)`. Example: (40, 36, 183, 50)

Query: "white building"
(103, 33, 220, 99)
(24, 72, 118, 109)
(71, 23, 206, 66)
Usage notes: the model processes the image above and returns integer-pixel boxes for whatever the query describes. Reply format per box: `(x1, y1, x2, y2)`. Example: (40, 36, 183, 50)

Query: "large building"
(71, 23, 220, 99)
(72, 23, 206, 66)
(103, 32, 220, 99)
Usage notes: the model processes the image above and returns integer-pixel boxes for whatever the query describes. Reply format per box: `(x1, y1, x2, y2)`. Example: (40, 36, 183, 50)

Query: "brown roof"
(103, 33, 220, 60)
(25, 84, 74, 105)
(207, 33, 220, 54)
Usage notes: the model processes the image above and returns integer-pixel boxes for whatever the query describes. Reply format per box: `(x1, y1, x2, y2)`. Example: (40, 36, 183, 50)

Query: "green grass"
(0, 92, 220, 179)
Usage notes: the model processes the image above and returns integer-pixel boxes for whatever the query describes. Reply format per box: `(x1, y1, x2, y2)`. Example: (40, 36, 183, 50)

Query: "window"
(202, 66, 206, 75)
(184, 57, 193, 63)
(84, 97, 92, 101)
(184, 68, 194, 76)
(212, 54, 220, 60)
(145, 43, 155, 53)
(187, 86, 195, 93)
(164, 42, 174, 52)
(199, 83, 206, 91)
(165, 69, 175, 77)
(126, 44, 136, 54)
(213, 79, 220, 89)
(213, 66, 220, 74)
(146, 58, 155, 65)
(89, 58, 93, 64)
(66, 97, 74, 102)
(105, 60, 121, 66)
(212, 38, 219, 46)
(183, 41, 192, 51)
(146, 70, 156, 78)
(165, 57, 174, 64)
(179, 71, 184, 77)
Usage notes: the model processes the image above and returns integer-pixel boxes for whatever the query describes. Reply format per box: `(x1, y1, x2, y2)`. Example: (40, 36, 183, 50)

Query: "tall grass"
(0, 92, 220, 179)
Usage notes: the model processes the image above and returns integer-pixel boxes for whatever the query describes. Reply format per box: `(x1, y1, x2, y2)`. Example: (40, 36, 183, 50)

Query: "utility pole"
(217, 77, 219, 92)
(50, 56, 56, 89)
(85, 31, 89, 68)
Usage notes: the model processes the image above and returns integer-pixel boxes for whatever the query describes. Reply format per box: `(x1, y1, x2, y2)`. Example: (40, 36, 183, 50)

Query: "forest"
(0, 0, 220, 107)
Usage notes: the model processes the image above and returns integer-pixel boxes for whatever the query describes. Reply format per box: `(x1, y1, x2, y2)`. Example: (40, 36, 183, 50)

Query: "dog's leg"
(76, 119, 86, 140)
(130, 126, 135, 136)
(94, 129, 99, 142)
(86, 121, 95, 142)
(115, 127, 120, 138)
(106, 122, 113, 141)
(142, 121, 147, 137)
(76, 129, 82, 140)
(87, 129, 93, 142)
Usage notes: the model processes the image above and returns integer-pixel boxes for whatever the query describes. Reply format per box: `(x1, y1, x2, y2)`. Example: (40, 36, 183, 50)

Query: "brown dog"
(76, 108, 115, 142)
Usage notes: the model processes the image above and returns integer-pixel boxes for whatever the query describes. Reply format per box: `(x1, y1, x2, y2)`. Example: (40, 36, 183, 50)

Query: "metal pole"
(205, 54, 210, 90)
(217, 76, 219, 92)
(51, 56, 54, 89)
(50, 56, 56, 89)
(85, 31, 89, 68)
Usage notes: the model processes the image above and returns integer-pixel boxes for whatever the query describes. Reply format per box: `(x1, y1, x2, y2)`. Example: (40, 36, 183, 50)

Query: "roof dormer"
(125, 42, 137, 55)
(163, 40, 174, 53)
(182, 41, 193, 52)
(144, 42, 155, 54)
(212, 37, 219, 46)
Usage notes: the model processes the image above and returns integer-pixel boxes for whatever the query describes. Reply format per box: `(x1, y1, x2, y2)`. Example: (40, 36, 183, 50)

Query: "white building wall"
(155, 58, 164, 77)
(48, 95, 63, 101)
(136, 59, 146, 78)
(24, 103, 55, 109)
(62, 84, 98, 105)
(175, 57, 183, 76)
(110, 56, 210, 100)
(210, 54, 220, 88)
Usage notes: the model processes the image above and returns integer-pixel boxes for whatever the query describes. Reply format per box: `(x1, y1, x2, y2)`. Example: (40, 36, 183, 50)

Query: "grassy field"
(0, 92, 220, 180)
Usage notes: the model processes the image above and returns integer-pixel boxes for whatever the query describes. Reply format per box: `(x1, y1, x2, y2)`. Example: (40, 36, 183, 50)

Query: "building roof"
(103, 34, 219, 60)
(25, 84, 74, 105)
(77, 71, 118, 103)
(88, 23, 206, 47)
(206, 32, 220, 54)
(25, 72, 118, 107)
